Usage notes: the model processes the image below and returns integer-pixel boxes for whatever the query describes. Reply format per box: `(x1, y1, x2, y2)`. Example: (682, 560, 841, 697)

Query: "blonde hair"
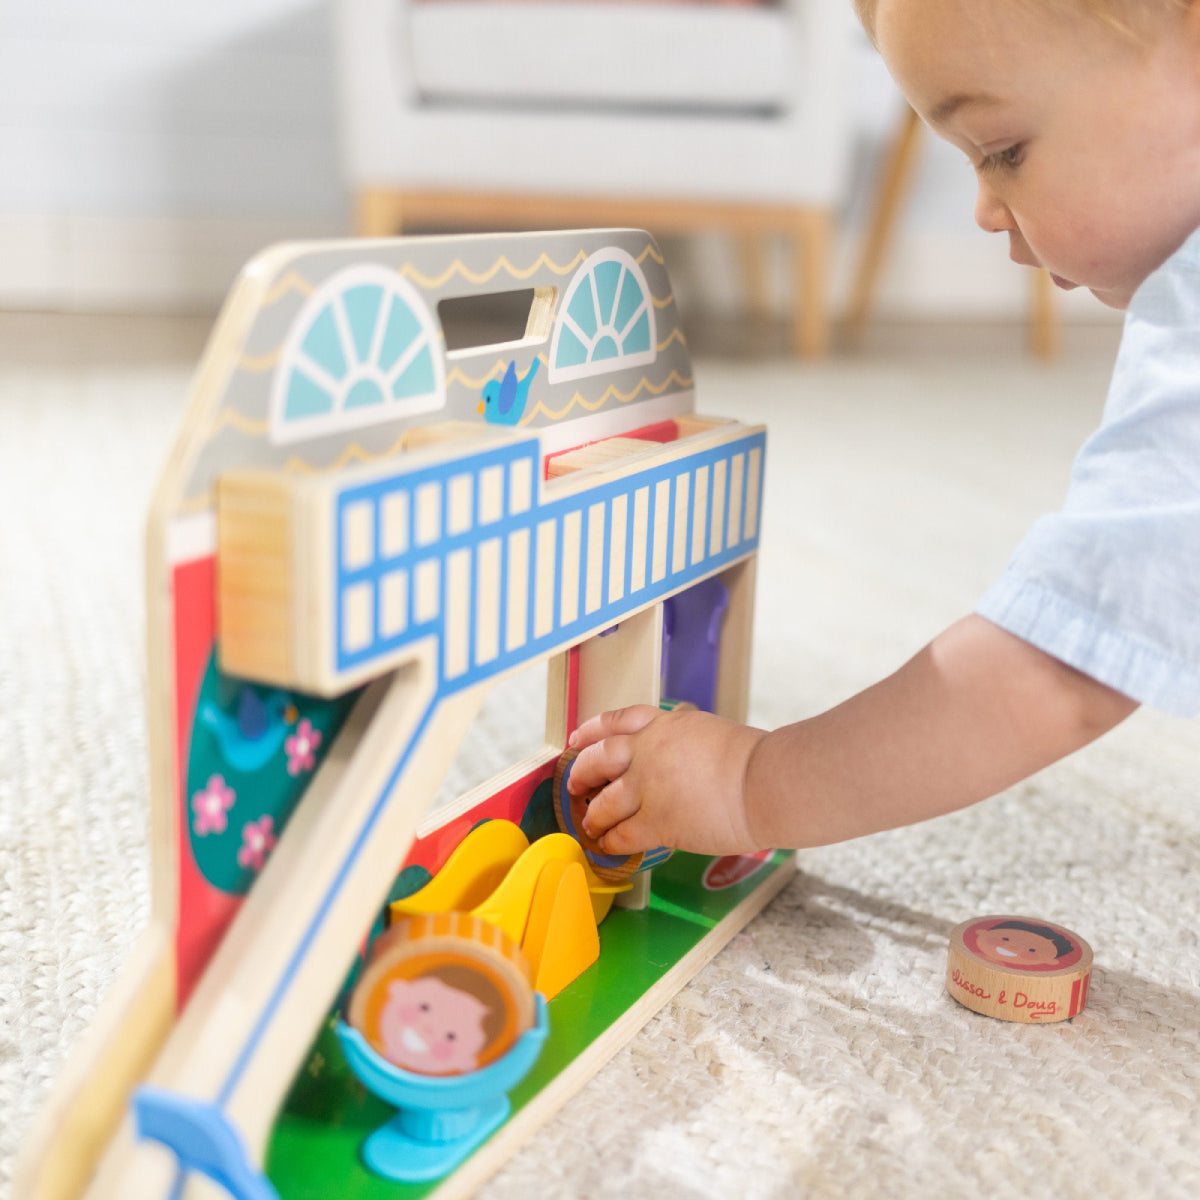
(854, 0, 1187, 43)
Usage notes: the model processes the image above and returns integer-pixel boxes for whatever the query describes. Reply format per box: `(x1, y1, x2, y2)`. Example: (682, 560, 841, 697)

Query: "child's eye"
(979, 144, 1025, 172)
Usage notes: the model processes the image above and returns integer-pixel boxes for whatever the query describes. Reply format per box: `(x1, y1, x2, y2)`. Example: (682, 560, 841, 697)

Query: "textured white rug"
(3, 316, 1199, 1199)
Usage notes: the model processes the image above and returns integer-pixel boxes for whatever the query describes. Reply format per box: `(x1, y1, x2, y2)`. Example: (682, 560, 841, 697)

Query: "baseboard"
(0, 212, 1121, 325)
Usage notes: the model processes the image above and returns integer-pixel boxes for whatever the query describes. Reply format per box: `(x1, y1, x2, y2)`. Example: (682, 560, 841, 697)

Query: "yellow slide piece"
(391, 820, 530, 918)
(523, 859, 600, 1000)
(470, 834, 628, 946)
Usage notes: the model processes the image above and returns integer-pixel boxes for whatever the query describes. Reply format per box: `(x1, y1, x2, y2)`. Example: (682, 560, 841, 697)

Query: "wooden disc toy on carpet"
(553, 746, 673, 884)
(946, 915, 1093, 1024)
(347, 912, 535, 1075)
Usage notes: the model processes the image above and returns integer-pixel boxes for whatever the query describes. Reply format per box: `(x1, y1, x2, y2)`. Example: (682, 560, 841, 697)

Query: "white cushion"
(406, 3, 791, 111)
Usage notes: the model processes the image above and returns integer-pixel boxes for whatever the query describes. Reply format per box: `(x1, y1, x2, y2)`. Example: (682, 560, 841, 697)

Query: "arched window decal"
(270, 265, 445, 445)
(548, 249, 657, 384)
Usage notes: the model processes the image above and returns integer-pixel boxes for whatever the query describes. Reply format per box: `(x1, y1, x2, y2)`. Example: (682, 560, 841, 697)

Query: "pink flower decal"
(192, 775, 235, 836)
(237, 815, 276, 872)
(285, 718, 321, 776)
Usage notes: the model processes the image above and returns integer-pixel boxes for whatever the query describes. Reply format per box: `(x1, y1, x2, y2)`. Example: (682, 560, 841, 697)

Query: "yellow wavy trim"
(655, 328, 687, 352)
(263, 272, 316, 306)
(522, 370, 694, 422)
(176, 441, 393, 511)
(446, 354, 546, 391)
(400, 250, 587, 290)
(180, 369, 692, 506)
(179, 435, 418, 494)
(447, 363, 504, 390)
(237, 348, 281, 372)
(212, 407, 270, 437)
(650, 291, 676, 310)
(283, 434, 410, 475)
(261, 246, 664, 310)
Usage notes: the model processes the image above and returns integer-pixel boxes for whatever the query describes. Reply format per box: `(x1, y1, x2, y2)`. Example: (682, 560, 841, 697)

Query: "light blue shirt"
(977, 227, 1200, 718)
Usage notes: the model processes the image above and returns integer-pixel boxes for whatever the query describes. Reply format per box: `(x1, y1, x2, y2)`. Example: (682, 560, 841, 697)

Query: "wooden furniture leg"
(355, 189, 406, 237)
(792, 210, 831, 359)
(845, 103, 923, 344)
(1030, 268, 1059, 360)
(736, 232, 772, 324)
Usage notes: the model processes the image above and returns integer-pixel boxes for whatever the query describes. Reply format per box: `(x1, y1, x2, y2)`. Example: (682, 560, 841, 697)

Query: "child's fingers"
(593, 817, 655, 857)
(568, 704, 660, 751)
(566, 733, 636, 796)
(580, 777, 642, 840)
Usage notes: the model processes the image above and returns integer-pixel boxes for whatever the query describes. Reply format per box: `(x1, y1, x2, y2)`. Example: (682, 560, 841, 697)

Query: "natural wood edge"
(14, 931, 175, 1200)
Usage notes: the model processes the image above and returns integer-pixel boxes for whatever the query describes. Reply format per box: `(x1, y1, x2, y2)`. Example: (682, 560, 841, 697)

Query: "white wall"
(0, 0, 346, 308)
(0, 3, 1112, 322)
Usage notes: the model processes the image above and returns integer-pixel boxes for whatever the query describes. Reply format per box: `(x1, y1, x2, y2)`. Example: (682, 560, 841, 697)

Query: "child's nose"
(973, 181, 1014, 234)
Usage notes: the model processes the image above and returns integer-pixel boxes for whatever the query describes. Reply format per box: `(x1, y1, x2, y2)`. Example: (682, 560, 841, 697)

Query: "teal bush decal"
(186, 653, 360, 894)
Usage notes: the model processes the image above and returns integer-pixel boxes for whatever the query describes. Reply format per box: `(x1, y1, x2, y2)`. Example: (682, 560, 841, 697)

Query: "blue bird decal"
(478, 357, 540, 424)
(199, 686, 296, 773)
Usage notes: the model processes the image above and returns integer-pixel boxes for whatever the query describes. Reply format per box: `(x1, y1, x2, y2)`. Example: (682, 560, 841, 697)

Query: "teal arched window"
(270, 265, 444, 445)
(549, 249, 657, 384)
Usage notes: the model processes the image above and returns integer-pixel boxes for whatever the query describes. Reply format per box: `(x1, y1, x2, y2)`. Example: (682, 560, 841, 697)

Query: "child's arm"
(567, 615, 1137, 856)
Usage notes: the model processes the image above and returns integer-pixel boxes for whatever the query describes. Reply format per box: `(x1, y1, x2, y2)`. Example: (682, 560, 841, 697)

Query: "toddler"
(568, 0, 1200, 857)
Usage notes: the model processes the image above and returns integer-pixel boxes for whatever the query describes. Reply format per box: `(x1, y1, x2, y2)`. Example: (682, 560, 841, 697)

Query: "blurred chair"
(333, 0, 858, 357)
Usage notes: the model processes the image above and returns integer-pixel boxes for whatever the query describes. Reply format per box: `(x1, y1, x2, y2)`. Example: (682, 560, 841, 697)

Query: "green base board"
(266, 848, 794, 1199)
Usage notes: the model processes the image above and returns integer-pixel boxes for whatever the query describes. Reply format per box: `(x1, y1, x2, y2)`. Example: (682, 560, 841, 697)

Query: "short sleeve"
(977, 231, 1200, 717)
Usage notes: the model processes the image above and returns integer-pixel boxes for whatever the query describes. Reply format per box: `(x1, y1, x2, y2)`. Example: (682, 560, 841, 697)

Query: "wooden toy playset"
(17, 229, 793, 1200)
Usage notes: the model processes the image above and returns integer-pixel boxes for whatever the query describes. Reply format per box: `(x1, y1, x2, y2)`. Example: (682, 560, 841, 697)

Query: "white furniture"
(333, 0, 858, 356)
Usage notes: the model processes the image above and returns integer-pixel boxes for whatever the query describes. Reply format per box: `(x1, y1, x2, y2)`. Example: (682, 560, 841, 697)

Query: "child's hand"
(565, 706, 768, 857)
(560, 618, 1138, 860)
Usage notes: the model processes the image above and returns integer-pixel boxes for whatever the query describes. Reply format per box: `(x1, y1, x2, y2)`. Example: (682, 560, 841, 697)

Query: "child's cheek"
(431, 1041, 454, 1061)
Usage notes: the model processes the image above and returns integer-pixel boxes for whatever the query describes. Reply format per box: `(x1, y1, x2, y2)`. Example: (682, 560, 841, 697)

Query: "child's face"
(874, 0, 1200, 308)
(379, 975, 491, 1075)
(975, 927, 1061, 968)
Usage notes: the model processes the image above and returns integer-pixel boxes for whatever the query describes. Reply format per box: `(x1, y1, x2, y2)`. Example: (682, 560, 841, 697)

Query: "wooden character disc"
(348, 912, 534, 1075)
(946, 915, 1093, 1024)
(553, 747, 672, 885)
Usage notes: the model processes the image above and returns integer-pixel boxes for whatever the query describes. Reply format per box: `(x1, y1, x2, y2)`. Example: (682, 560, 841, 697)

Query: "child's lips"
(1050, 273, 1078, 290)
